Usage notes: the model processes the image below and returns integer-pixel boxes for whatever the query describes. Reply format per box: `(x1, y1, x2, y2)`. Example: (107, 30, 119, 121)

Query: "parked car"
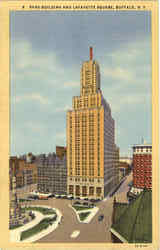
(75, 197, 80, 200)
(83, 202, 89, 206)
(67, 196, 74, 200)
(98, 215, 104, 221)
(49, 194, 55, 198)
(56, 195, 61, 198)
(90, 199, 96, 202)
(95, 199, 101, 202)
(89, 203, 95, 208)
(26, 197, 35, 201)
(74, 201, 81, 205)
(60, 195, 67, 199)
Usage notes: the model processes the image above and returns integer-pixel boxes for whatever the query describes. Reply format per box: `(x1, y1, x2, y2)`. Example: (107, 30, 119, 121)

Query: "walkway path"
(69, 205, 99, 223)
(10, 206, 61, 242)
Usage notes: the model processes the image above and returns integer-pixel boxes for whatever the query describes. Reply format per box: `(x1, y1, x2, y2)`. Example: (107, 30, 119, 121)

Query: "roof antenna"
(90, 47, 93, 60)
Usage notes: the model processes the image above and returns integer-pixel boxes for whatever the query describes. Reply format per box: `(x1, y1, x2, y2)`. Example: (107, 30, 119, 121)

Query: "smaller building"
(37, 153, 67, 195)
(56, 146, 67, 160)
(9, 155, 38, 190)
(119, 157, 132, 165)
(119, 162, 131, 179)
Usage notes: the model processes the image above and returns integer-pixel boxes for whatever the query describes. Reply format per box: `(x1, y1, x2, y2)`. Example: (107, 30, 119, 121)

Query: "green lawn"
(10, 224, 22, 230)
(20, 216, 57, 241)
(72, 205, 92, 211)
(19, 199, 29, 202)
(21, 207, 56, 215)
(78, 212, 90, 221)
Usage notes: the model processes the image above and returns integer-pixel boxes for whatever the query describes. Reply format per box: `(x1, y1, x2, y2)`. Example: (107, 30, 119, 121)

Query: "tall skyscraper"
(67, 47, 118, 199)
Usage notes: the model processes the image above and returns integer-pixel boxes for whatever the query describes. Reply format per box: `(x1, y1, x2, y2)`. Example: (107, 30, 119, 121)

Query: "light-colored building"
(67, 47, 118, 199)
(119, 157, 132, 165)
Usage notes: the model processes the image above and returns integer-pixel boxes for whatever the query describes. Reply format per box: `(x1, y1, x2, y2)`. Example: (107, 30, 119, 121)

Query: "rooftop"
(111, 189, 152, 243)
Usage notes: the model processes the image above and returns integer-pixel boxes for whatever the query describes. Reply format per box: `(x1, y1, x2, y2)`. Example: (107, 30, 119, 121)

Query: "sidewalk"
(10, 206, 62, 242)
(69, 205, 99, 223)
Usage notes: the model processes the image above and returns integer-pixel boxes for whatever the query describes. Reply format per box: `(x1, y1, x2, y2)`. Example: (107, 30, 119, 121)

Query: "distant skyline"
(10, 11, 152, 157)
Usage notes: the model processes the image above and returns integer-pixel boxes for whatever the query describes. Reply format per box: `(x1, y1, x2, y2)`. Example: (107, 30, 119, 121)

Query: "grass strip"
(20, 216, 57, 241)
(21, 207, 56, 215)
(78, 212, 90, 221)
(72, 206, 92, 211)
(10, 224, 22, 230)
(19, 199, 30, 202)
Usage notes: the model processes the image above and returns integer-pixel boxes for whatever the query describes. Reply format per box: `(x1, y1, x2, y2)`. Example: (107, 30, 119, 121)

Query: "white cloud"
(102, 67, 133, 81)
(55, 104, 72, 112)
(110, 93, 151, 113)
(63, 81, 79, 88)
(25, 121, 45, 133)
(102, 38, 151, 84)
(11, 39, 64, 79)
(109, 39, 151, 65)
(15, 93, 50, 105)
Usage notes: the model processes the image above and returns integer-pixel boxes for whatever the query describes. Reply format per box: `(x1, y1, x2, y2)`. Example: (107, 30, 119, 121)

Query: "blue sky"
(10, 11, 152, 157)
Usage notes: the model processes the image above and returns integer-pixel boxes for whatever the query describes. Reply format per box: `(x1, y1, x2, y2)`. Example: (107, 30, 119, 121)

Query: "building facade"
(56, 146, 67, 160)
(132, 143, 152, 192)
(37, 153, 67, 195)
(67, 47, 118, 199)
(119, 157, 132, 165)
(114, 145, 120, 185)
(9, 155, 37, 190)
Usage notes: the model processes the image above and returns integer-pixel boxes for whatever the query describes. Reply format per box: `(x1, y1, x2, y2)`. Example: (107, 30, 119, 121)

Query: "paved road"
(19, 173, 133, 243)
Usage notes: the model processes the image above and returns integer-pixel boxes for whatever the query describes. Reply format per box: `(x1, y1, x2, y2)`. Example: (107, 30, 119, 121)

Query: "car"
(49, 194, 55, 198)
(98, 215, 104, 221)
(84, 198, 88, 201)
(89, 203, 95, 208)
(60, 195, 67, 199)
(28, 196, 37, 200)
(75, 197, 80, 200)
(67, 196, 74, 200)
(90, 199, 96, 202)
(27, 197, 35, 201)
(74, 201, 81, 205)
(95, 199, 101, 202)
(83, 202, 89, 206)
(57, 195, 61, 198)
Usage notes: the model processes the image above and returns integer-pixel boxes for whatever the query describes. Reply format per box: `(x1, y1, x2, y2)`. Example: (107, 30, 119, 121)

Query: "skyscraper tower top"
(80, 47, 100, 96)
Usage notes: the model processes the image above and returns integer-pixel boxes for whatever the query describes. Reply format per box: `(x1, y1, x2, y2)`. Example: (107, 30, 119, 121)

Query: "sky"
(10, 11, 152, 157)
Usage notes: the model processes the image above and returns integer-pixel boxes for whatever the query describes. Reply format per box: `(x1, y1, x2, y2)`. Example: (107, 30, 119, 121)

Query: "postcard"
(0, 0, 159, 249)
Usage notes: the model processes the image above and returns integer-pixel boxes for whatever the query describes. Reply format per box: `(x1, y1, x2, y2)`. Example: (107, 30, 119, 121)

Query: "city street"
(15, 173, 132, 243)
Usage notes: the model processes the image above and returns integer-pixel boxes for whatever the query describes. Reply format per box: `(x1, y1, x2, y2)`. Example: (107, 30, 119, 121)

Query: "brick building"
(131, 143, 152, 195)
(56, 146, 67, 160)
(9, 155, 38, 190)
